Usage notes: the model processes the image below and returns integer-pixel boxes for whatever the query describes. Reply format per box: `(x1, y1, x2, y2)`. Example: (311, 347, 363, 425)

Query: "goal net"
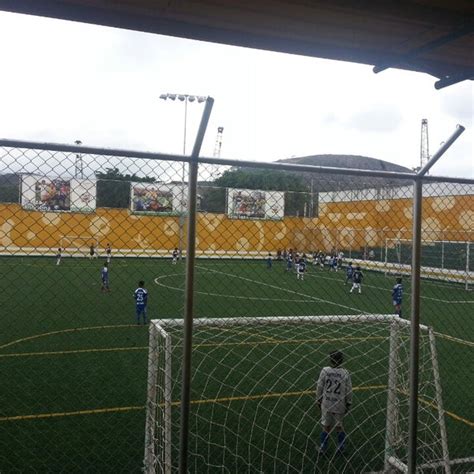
(59, 236, 99, 257)
(384, 238, 473, 289)
(144, 315, 450, 473)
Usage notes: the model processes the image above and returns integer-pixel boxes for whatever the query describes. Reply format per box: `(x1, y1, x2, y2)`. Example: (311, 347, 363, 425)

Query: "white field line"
(202, 262, 473, 304)
(153, 274, 312, 303)
(304, 271, 474, 304)
(194, 265, 366, 314)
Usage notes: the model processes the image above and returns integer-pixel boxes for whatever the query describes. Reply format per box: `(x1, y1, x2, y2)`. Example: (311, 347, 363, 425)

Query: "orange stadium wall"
(0, 195, 472, 257)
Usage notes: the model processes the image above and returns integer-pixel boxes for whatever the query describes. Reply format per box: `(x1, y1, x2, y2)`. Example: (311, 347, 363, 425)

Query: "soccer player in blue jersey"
(297, 258, 306, 280)
(266, 252, 273, 269)
(330, 255, 338, 272)
(134, 280, 148, 324)
(392, 277, 403, 317)
(286, 253, 293, 272)
(172, 248, 179, 265)
(101, 262, 110, 292)
(345, 262, 354, 285)
(349, 266, 363, 294)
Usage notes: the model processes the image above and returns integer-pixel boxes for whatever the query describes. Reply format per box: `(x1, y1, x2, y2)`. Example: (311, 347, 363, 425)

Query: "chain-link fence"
(0, 139, 473, 473)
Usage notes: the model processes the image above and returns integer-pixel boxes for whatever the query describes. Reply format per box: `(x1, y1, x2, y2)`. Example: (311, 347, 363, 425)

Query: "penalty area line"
(2, 385, 472, 428)
(0, 324, 143, 351)
(0, 384, 384, 422)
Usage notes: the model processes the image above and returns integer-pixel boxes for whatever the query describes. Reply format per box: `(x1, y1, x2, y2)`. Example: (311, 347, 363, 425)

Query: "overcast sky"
(0, 11, 472, 178)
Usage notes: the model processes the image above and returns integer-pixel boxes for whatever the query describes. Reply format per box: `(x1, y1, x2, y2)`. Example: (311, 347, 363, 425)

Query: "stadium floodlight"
(159, 93, 208, 156)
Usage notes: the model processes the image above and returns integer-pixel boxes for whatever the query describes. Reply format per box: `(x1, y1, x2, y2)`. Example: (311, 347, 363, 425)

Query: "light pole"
(159, 93, 207, 259)
(74, 139, 83, 179)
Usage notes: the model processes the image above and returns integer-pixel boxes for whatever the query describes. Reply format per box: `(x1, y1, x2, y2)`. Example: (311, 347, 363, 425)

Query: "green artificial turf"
(0, 257, 472, 472)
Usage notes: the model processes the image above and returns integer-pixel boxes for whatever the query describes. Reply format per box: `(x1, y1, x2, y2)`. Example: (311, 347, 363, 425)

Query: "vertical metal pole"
(178, 99, 188, 261)
(384, 320, 401, 471)
(407, 124, 465, 472)
(441, 241, 445, 269)
(183, 99, 188, 156)
(143, 322, 159, 474)
(407, 177, 423, 473)
(465, 241, 470, 291)
(164, 333, 172, 474)
(428, 328, 451, 474)
(179, 97, 214, 474)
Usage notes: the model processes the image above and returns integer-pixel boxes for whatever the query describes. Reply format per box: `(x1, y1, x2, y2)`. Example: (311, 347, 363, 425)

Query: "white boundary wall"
(319, 182, 474, 203)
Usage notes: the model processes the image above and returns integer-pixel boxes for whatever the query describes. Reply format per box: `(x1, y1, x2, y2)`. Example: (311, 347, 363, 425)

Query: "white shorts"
(321, 411, 345, 428)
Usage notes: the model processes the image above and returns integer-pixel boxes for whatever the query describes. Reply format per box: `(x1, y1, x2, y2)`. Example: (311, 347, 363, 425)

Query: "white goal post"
(144, 315, 452, 473)
(59, 235, 100, 257)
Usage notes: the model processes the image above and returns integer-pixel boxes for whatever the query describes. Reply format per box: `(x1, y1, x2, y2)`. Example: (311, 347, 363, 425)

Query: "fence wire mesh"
(0, 143, 473, 473)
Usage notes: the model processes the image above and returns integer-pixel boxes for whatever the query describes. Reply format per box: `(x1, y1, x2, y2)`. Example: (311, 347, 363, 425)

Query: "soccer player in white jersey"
(56, 248, 62, 266)
(172, 248, 179, 264)
(316, 351, 352, 455)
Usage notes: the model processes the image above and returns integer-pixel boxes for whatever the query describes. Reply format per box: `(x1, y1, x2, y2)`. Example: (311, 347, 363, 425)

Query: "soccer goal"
(59, 235, 99, 257)
(384, 238, 473, 290)
(144, 315, 451, 473)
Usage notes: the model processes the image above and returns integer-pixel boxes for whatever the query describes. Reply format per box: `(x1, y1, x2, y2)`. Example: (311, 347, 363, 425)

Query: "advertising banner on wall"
(130, 183, 186, 214)
(227, 188, 284, 220)
(21, 175, 96, 212)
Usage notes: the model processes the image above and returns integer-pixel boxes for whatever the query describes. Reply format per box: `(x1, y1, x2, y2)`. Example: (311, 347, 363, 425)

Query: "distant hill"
(276, 154, 413, 192)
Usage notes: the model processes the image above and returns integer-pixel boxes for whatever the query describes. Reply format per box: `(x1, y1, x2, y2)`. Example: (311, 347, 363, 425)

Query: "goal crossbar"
(150, 314, 417, 329)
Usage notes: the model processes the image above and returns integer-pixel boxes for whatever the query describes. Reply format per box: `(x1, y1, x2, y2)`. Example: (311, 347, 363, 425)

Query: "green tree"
(201, 167, 313, 217)
(0, 174, 20, 203)
(95, 168, 155, 209)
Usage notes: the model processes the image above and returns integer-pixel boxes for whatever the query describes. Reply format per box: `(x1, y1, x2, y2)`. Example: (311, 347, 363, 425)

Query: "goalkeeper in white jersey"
(316, 350, 352, 454)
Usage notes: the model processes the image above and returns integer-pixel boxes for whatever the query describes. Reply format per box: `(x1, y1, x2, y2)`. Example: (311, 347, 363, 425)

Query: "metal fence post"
(179, 97, 214, 474)
(407, 124, 465, 473)
(407, 175, 423, 473)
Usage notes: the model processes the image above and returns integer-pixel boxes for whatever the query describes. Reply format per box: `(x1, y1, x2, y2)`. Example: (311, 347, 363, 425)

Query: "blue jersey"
(101, 267, 109, 282)
(352, 270, 363, 284)
(392, 283, 403, 304)
(134, 287, 148, 307)
(346, 266, 353, 277)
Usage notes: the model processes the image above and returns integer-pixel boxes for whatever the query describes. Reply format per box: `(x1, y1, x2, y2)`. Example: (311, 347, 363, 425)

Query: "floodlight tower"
(213, 126, 224, 158)
(74, 139, 84, 179)
(420, 119, 430, 172)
